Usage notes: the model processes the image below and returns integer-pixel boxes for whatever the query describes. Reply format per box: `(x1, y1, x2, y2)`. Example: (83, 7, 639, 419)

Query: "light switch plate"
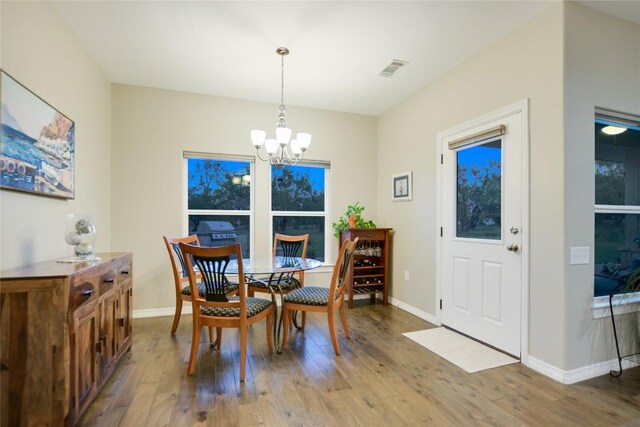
(569, 247, 589, 265)
(404, 271, 410, 282)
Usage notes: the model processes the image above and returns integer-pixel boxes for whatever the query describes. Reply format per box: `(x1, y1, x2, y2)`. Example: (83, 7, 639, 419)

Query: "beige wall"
(564, 3, 640, 370)
(376, 4, 566, 367)
(0, 2, 112, 270)
(111, 85, 377, 312)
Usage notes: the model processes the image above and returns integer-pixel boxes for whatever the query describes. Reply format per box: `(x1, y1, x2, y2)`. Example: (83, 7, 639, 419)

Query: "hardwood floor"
(79, 302, 640, 426)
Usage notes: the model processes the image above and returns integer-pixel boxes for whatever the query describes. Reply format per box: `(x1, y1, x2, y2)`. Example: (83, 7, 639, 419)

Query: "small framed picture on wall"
(392, 171, 412, 202)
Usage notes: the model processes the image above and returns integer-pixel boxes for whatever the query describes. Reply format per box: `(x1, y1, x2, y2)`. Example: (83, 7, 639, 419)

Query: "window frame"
(592, 108, 640, 315)
(183, 152, 255, 259)
(269, 160, 332, 264)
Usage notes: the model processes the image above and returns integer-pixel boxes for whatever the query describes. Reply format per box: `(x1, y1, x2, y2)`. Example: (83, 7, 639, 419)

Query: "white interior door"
(440, 109, 524, 357)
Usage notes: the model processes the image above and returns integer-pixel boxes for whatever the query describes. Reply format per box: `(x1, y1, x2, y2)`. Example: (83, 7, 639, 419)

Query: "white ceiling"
(53, 1, 639, 116)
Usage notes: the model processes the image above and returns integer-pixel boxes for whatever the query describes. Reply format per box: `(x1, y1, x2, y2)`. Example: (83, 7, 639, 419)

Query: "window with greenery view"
(271, 163, 328, 262)
(594, 111, 640, 298)
(456, 139, 502, 240)
(186, 156, 252, 258)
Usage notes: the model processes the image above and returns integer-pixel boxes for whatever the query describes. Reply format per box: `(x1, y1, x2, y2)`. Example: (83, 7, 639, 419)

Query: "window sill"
(592, 293, 640, 319)
(305, 264, 334, 274)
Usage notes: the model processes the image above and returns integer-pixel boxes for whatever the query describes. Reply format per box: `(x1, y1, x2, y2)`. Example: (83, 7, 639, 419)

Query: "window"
(185, 153, 253, 259)
(594, 109, 640, 298)
(456, 139, 502, 240)
(271, 162, 329, 262)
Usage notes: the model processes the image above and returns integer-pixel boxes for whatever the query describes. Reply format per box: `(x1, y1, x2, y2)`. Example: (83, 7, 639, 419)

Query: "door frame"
(435, 99, 530, 364)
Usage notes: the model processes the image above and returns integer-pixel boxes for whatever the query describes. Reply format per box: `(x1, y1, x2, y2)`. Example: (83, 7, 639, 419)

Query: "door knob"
(507, 244, 519, 252)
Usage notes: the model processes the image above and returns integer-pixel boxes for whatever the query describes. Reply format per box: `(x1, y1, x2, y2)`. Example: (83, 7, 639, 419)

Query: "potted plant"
(332, 202, 376, 238)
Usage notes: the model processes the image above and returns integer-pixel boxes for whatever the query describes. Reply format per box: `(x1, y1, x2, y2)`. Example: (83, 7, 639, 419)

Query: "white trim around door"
(435, 99, 530, 365)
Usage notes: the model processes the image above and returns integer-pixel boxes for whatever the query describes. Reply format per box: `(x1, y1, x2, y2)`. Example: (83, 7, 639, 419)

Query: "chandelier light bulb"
(276, 126, 292, 147)
(296, 133, 311, 151)
(290, 139, 302, 155)
(251, 130, 266, 148)
(265, 138, 278, 155)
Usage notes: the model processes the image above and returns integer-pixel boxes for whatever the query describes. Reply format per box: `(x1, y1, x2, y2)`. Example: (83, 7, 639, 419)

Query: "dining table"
(227, 256, 323, 353)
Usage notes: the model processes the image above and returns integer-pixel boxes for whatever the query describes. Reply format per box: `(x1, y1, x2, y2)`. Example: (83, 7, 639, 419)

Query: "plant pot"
(348, 214, 357, 228)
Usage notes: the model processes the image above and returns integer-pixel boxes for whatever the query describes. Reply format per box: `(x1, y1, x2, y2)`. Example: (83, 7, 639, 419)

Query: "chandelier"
(250, 47, 311, 167)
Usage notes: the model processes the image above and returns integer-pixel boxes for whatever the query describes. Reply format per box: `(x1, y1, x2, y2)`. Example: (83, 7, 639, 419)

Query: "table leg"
(267, 272, 290, 354)
(252, 271, 302, 354)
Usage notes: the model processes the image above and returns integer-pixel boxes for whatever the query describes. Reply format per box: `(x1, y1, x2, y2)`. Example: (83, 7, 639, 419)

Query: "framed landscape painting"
(0, 70, 75, 199)
(392, 171, 412, 201)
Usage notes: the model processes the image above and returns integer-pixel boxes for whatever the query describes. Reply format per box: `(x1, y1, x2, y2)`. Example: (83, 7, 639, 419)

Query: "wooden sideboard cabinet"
(339, 228, 392, 308)
(0, 253, 133, 426)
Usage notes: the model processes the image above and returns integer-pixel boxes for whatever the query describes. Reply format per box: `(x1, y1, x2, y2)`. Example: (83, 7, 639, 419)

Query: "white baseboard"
(388, 296, 439, 326)
(525, 356, 565, 382)
(526, 355, 639, 384)
(133, 306, 190, 318)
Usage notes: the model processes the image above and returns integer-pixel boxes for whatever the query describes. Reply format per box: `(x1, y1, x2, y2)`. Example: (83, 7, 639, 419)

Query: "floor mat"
(403, 327, 519, 373)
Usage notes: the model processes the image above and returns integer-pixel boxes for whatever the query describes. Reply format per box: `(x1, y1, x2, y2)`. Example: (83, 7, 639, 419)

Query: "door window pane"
(456, 140, 502, 240)
(273, 216, 325, 262)
(187, 159, 251, 210)
(189, 214, 250, 258)
(272, 165, 324, 211)
(594, 213, 640, 297)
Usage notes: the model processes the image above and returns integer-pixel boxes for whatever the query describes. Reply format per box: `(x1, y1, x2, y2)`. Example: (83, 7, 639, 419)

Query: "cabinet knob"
(121, 270, 130, 275)
(103, 278, 114, 284)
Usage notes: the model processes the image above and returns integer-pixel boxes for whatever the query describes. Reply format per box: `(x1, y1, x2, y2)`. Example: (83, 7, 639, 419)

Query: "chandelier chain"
(280, 53, 285, 112)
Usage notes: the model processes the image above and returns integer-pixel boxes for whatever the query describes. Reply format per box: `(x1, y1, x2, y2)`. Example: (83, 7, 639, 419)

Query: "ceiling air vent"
(379, 59, 409, 77)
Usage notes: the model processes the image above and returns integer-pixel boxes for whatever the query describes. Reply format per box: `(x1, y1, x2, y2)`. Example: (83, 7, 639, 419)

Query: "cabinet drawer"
(71, 276, 99, 310)
(98, 268, 118, 295)
(352, 229, 385, 240)
(118, 262, 132, 283)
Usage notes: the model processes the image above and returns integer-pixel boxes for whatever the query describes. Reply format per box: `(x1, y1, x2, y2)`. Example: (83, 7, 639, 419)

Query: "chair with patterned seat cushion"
(248, 233, 309, 294)
(248, 233, 309, 327)
(180, 242, 274, 380)
(163, 235, 239, 337)
(281, 238, 358, 355)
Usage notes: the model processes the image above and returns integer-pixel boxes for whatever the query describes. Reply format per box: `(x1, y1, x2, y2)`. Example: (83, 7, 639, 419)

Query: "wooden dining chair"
(163, 235, 239, 336)
(247, 233, 309, 328)
(247, 233, 309, 295)
(281, 238, 358, 355)
(179, 242, 274, 380)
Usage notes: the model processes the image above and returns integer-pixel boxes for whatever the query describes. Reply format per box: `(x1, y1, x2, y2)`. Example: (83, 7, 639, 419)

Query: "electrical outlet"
(569, 247, 589, 265)
(404, 271, 410, 282)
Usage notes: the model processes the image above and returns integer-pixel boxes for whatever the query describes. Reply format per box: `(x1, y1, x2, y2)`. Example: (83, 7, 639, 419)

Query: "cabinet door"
(117, 280, 132, 354)
(99, 290, 118, 381)
(73, 301, 99, 419)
